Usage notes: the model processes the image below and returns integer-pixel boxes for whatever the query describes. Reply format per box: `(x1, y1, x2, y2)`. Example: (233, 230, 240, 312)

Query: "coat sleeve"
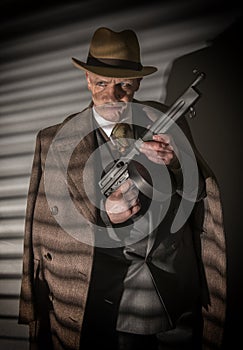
(18, 130, 42, 325)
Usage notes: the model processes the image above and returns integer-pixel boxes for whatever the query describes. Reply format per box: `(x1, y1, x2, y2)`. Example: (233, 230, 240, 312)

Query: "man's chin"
(101, 111, 121, 122)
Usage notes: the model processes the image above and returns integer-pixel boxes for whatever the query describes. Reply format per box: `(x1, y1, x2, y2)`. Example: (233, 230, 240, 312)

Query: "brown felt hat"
(72, 27, 157, 78)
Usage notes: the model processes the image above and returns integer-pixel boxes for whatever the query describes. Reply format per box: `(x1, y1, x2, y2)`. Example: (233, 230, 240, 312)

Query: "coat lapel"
(53, 107, 97, 224)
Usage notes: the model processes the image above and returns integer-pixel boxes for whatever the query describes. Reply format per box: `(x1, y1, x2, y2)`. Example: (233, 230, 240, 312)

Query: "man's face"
(86, 72, 141, 122)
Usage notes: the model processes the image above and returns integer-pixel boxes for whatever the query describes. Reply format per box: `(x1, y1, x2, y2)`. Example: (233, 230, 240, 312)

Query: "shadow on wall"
(165, 14, 243, 350)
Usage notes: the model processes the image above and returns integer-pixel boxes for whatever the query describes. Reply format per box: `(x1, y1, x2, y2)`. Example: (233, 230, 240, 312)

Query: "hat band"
(87, 55, 143, 71)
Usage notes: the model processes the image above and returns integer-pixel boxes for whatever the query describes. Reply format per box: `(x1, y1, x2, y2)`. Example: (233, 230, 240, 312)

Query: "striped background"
(0, 1, 240, 349)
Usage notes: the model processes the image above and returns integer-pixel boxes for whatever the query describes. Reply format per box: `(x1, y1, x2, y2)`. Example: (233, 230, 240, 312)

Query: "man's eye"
(120, 82, 131, 88)
(96, 81, 107, 87)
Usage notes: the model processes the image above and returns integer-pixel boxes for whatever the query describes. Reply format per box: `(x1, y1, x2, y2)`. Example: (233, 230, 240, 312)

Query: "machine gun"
(98, 70, 205, 198)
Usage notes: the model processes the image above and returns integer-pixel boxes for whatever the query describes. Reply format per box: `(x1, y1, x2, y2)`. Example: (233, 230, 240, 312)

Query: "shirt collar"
(92, 105, 132, 138)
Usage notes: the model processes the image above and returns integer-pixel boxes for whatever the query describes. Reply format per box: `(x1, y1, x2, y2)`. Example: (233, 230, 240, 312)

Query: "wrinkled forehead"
(87, 72, 138, 84)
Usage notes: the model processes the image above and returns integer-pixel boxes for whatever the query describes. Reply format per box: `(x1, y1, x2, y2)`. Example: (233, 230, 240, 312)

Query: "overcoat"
(18, 100, 227, 350)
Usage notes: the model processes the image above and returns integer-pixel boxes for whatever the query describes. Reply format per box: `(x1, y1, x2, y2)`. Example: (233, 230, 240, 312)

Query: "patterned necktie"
(110, 122, 134, 154)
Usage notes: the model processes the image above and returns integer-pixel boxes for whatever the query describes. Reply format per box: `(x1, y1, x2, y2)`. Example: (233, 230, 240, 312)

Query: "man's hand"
(105, 179, 141, 224)
(140, 134, 178, 166)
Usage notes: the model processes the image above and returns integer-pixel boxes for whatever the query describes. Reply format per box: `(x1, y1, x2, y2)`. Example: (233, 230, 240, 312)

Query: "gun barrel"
(191, 71, 206, 88)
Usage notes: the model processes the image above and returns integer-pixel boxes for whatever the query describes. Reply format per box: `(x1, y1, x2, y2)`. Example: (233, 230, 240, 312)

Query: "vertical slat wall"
(0, 1, 238, 349)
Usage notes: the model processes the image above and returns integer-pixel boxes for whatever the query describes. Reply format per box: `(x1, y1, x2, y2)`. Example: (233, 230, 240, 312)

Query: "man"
(18, 27, 227, 350)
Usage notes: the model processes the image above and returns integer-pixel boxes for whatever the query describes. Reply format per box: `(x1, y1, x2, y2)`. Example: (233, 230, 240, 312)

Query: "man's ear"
(86, 72, 91, 90)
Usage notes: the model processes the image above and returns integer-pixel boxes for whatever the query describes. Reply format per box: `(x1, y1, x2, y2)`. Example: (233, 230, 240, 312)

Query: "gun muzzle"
(191, 70, 206, 87)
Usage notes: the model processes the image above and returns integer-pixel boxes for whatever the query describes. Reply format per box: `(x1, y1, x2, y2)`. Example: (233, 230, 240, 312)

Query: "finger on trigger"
(153, 133, 171, 144)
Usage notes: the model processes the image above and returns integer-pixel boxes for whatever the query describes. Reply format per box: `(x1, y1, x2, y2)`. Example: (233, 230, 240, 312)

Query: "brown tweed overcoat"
(19, 101, 227, 350)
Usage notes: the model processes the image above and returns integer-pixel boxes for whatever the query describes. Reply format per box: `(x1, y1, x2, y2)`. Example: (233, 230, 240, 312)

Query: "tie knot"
(110, 123, 133, 153)
(111, 123, 133, 138)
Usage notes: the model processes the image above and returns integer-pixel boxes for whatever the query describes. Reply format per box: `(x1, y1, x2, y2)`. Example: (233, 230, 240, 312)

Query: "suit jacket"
(18, 100, 226, 350)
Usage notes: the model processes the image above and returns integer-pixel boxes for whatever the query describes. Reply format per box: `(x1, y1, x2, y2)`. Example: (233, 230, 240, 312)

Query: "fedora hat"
(72, 27, 157, 78)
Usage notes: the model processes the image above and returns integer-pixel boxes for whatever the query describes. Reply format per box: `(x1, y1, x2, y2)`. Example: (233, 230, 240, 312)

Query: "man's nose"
(106, 85, 123, 101)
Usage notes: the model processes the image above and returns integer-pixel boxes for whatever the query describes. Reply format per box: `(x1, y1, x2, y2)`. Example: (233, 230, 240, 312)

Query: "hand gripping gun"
(98, 70, 205, 198)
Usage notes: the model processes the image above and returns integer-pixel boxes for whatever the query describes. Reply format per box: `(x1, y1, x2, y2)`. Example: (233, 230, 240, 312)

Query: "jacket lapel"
(53, 107, 97, 223)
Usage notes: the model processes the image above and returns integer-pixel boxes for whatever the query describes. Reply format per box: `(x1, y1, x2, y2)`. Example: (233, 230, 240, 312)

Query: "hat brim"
(72, 57, 157, 78)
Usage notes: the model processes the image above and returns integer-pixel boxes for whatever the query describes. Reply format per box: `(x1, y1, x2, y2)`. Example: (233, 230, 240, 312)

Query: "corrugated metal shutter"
(0, 1, 238, 348)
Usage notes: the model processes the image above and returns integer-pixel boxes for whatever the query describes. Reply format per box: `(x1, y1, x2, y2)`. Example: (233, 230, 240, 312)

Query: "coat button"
(171, 242, 177, 250)
(44, 252, 53, 261)
(51, 206, 58, 215)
